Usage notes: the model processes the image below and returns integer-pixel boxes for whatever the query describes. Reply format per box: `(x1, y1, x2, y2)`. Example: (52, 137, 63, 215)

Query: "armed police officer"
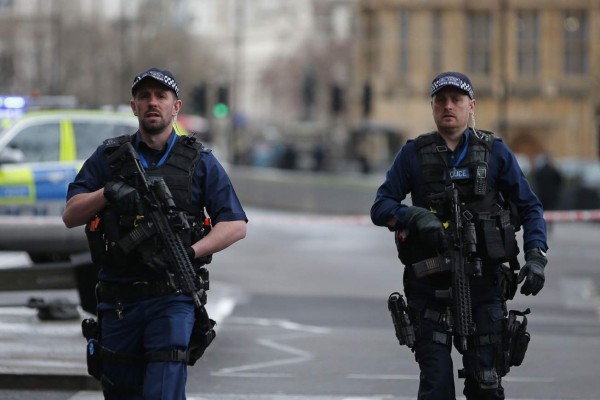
(63, 67, 247, 399)
(371, 72, 547, 400)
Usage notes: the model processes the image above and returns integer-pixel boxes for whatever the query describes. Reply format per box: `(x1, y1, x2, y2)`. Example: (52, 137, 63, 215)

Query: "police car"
(0, 110, 141, 215)
(0, 110, 140, 261)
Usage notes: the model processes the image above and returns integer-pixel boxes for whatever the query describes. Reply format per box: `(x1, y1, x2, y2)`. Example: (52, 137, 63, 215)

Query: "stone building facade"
(352, 0, 600, 161)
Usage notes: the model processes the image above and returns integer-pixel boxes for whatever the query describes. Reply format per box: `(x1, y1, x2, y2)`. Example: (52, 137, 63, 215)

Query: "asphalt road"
(0, 208, 599, 400)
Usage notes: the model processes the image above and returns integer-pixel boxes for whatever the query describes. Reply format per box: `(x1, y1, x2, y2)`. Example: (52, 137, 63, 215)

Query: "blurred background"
(0, 0, 599, 209)
(1, 3, 599, 398)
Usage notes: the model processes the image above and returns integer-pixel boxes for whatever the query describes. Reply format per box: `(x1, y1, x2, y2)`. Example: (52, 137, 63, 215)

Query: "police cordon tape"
(543, 209, 600, 222)
(0, 209, 598, 232)
(250, 209, 600, 226)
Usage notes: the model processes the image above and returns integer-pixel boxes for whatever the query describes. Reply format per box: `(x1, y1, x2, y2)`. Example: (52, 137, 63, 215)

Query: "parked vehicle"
(0, 110, 140, 261)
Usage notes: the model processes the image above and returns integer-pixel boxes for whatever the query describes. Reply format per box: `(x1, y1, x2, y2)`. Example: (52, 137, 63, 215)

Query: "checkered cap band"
(131, 68, 180, 97)
(430, 72, 474, 99)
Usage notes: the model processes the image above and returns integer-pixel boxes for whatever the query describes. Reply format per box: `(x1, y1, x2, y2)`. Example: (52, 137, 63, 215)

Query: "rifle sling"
(413, 256, 500, 287)
(412, 255, 451, 278)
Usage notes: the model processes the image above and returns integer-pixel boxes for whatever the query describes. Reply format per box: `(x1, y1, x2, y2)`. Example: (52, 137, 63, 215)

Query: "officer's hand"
(405, 206, 446, 251)
(104, 181, 140, 214)
(517, 249, 547, 296)
(186, 246, 196, 261)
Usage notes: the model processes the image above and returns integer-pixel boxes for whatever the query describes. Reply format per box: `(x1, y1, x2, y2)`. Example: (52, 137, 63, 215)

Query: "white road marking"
(67, 392, 600, 400)
(347, 373, 555, 384)
(347, 373, 419, 380)
(211, 317, 330, 377)
(206, 296, 236, 326)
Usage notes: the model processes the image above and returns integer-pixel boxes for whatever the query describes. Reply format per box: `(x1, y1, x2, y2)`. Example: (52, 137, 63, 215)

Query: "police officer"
(63, 67, 247, 399)
(371, 71, 547, 400)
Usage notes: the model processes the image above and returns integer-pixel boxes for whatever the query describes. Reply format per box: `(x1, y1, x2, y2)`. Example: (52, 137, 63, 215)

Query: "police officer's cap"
(430, 71, 475, 99)
(131, 67, 180, 98)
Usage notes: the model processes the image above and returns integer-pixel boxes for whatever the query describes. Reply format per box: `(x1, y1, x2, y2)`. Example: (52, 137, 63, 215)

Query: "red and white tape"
(252, 210, 600, 225)
(1, 210, 599, 228)
(543, 210, 600, 222)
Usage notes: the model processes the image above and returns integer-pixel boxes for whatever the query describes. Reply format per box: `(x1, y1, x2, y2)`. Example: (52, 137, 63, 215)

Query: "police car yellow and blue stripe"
(0, 162, 81, 215)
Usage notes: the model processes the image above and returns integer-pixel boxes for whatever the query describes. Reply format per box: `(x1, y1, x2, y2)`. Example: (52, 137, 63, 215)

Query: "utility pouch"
(504, 308, 531, 368)
(188, 306, 216, 366)
(81, 318, 102, 380)
(475, 213, 506, 264)
(499, 264, 518, 300)
(101, 209, 132, 268)
(86, 339, 103, 380)
(497, 208, 519, 260)
(394, 229, 413, 266)
(388, 292, 415, 348)
(85, 215, 108, 265)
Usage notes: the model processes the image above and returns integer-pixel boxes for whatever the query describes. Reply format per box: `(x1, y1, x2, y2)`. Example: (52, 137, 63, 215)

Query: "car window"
(74, 122, 136, 159)
(8, 122, 60, 162)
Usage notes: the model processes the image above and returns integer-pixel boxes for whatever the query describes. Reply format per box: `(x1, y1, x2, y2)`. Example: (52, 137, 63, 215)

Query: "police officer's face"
(131, 80, 182, 135)
(431, 88, 475, 134)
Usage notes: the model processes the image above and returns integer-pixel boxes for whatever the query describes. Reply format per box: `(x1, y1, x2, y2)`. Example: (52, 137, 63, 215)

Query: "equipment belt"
(470, 274, 499, 286)
(468, 333, 502, 347)
(422, 331, 452, 347)
(424, 308, 447, 324)
(96, 280, 177, 304)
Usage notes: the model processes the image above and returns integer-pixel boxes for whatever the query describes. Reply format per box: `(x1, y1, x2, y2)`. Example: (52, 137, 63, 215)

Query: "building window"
(431, 10, 442, 73)
(363, 10, 378, 74)
(398, 9, 410, 76)
(563, 10, 588, 75)
(467, 11, 492, 74)
(517, 10, 539, 76)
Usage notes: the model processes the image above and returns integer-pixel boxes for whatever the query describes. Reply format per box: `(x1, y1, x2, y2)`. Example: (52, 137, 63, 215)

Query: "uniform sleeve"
(195, 151, 247, 224)
(492, 140, 548, 251)
(66, 145, 111, 200)
(370, 142, 417, 230)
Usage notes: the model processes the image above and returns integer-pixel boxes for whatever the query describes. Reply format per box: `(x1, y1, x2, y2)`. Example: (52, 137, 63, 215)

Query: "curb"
(0, 374, 100, 391)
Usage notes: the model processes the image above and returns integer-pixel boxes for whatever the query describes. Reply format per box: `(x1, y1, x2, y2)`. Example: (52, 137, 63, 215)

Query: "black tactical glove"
(187, 246, 196, 261)
(104, 181, 141, 214)
(517, 248, 547, 296)
(404, 206, 447, 251)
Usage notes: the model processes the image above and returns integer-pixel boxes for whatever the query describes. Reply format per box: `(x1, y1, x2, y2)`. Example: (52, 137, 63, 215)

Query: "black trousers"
(406, 277, 506, 400)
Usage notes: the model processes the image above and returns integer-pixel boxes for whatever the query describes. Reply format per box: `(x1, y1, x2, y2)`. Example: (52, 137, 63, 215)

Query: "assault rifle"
(430, 184, 481, 352)
(106, 142, 206, 308)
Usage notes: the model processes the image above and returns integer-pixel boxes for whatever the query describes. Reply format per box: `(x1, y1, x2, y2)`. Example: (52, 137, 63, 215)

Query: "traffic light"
(213, 86, 229, 118)
(362, 81, 372, 118)
(330, 84, 344, 116)
(301, 70, 316, 120)
(190, 83, 207, 116)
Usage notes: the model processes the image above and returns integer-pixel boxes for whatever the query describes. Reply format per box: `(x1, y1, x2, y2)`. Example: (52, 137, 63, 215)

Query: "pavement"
(0, 283, 238, 393)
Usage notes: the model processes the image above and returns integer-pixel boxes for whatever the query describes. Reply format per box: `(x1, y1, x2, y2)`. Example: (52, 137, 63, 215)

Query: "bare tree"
(0, 0, 224, 109)
(260, 35, 354, 124)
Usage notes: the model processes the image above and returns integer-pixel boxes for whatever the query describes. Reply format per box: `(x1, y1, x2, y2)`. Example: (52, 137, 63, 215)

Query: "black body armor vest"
(398, 130, 520, 274)
(104, 133, 206, 216)
(86, 134, 209, 276)
(416, 129, 496, 218)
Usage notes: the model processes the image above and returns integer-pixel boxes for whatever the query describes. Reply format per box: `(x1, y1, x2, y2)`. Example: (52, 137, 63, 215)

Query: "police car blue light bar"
(0, 96, 26, 109)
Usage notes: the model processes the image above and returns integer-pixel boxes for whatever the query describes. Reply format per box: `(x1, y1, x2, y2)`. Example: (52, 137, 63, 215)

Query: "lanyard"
(453, 135, 469, 167)
(138, 133, 177, 168)
(435, 129, 470, 186)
